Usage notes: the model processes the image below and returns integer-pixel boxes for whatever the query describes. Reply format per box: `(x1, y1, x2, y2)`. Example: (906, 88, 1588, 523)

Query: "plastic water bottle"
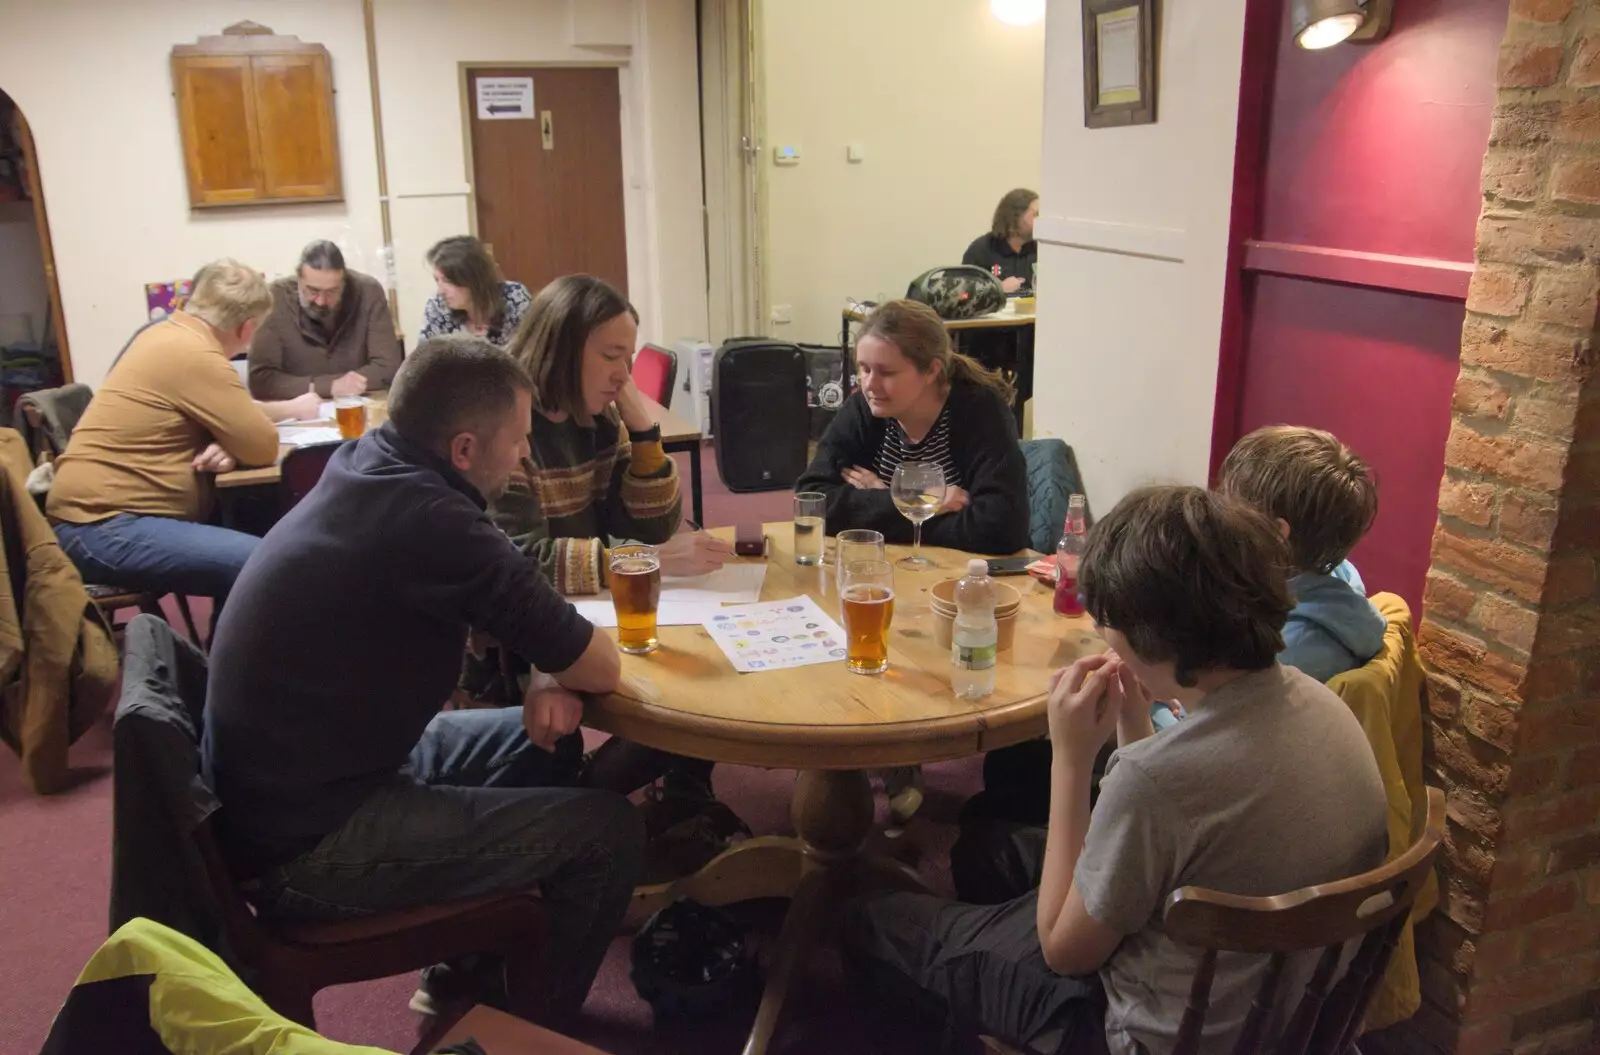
(1055, 493, 1088, 617)
(952, 558, 997, 700)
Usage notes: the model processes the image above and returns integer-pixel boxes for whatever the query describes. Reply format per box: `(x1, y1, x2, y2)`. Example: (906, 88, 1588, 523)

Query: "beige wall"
(1030, 0, 1247, 516)
(758, 0, 1044, 345)
(0, 0, 706, 387)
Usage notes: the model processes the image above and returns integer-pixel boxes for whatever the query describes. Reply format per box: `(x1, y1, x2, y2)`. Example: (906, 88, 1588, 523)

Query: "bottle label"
(954, 642, 997, 670)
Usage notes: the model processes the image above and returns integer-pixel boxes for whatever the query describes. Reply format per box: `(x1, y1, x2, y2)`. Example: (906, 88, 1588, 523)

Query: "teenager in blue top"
(1217, 424, 1386, 682)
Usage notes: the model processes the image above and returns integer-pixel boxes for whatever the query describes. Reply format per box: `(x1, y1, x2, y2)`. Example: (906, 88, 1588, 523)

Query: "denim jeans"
(55, 513, 258, 600)
(251, 707, 645, 1022)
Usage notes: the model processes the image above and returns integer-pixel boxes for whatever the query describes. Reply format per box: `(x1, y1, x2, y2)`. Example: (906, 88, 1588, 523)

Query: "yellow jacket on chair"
(1326, 592, 1439, 1031)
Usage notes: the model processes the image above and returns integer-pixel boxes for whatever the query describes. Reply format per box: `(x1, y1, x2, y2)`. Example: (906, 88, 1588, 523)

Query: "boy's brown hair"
(1217, 425, 1378, 576)
(1080, 486, 1292, 688)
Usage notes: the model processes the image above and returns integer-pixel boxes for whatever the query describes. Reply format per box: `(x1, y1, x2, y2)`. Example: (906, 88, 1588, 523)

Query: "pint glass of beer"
(610, 544, 662, 654)
(840, 559, 894, 675)
(334, 397, 367, 440)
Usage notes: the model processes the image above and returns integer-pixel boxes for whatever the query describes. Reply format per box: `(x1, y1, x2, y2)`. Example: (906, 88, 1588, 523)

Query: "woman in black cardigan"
(797, 299, 1030, 556)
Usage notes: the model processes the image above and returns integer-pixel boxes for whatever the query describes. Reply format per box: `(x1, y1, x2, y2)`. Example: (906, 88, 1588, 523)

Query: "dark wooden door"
(467, 67, 628, 298)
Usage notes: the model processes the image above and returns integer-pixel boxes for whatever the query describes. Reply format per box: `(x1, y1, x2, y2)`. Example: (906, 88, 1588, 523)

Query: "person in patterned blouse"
(418, 235, 532, 347)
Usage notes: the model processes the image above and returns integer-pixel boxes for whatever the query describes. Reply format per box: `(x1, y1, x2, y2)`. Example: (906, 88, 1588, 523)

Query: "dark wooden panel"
(469, 66, 628, 298)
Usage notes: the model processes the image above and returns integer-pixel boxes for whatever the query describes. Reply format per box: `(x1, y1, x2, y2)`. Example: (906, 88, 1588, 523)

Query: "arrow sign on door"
(476, 77, 534, 120)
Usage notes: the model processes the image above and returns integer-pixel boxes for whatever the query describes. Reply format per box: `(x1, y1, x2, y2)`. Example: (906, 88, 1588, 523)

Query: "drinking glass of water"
(890, 461, 946, 570)
(793, 492, 826, 566)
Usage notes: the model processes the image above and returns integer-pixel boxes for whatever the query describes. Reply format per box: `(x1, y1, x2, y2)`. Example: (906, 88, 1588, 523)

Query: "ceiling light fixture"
(1292, 0, 1393, 50)
(991, 0, 1046, 27)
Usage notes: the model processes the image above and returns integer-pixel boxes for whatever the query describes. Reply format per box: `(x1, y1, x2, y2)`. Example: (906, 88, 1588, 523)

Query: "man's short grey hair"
(298, 240, 346, 274)
(387, 336, 532, 454)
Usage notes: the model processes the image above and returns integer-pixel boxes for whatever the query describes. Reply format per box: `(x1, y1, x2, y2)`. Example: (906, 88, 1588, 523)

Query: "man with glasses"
(247, 240, 402, 400)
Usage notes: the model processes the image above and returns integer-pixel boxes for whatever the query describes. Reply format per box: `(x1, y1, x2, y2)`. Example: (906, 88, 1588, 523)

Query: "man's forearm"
(1036, 753, 1094, 937)
(257, 397, 315, 423)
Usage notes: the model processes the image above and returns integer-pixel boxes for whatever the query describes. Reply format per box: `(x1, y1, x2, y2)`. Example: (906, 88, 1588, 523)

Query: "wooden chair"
(633, 344, 679, 406)
(1162, 786, 1446, 1055)
(114, 614, 553, 1032)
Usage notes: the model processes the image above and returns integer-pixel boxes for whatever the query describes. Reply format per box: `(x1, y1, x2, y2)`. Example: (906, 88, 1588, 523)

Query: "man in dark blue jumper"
(203, 335, 642, 1023)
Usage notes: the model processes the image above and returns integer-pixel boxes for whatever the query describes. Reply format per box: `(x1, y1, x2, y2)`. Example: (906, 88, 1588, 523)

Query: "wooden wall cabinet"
(172, 23, 342, 208)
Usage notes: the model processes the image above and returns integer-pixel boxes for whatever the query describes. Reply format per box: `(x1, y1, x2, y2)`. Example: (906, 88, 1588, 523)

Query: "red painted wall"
(1216, 0, 1509, 611)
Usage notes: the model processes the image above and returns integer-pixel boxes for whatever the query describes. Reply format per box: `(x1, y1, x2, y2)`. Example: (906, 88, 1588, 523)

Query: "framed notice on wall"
(1082, 0, 1158, 128)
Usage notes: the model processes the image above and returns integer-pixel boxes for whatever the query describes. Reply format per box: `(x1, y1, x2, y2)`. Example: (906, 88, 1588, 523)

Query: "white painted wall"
(758, 0, 1045, 344)
(0, 0, 706, 386)
(1031, 0, 1247, 517)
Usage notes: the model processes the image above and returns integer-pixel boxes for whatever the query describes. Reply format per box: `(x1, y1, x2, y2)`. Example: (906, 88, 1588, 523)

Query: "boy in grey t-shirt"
(843, 486, 1388, 1055)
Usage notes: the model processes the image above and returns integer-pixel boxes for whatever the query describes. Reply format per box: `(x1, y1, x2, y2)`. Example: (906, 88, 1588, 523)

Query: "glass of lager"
(610, 544, 662, 654)
(840, 559, 894, 675)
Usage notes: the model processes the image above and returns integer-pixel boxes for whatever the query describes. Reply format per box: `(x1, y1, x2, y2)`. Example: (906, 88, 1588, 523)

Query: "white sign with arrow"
(476, 77, 534, 120)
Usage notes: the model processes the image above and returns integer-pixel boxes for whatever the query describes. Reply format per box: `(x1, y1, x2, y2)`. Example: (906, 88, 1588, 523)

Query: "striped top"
(873, 403, 962, 488)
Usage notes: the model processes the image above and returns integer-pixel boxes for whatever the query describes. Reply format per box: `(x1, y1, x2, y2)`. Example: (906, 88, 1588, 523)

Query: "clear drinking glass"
(835, 528, 886, 582)
(840, 559, 895, 675)
(609, 544, 661, 654)
(890, 461, 947, 570)
(793, 492, 826, 566)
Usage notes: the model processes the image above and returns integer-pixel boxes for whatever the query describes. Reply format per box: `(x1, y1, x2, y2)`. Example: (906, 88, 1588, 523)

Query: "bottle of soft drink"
(1055, 494, 1088, 617)
(952, 558, 997, 700)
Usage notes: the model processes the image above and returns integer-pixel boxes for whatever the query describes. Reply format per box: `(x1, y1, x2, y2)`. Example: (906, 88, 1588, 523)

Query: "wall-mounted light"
(991, 0, 1046, 27)
(1292, 0, 1393, 49)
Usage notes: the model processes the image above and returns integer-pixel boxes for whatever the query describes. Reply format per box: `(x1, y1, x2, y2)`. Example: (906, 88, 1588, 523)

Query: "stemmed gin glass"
(890, 461, 946, 570)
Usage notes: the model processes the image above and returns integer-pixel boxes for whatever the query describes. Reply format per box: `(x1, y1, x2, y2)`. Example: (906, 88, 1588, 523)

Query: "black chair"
(278, 441, 343, 515)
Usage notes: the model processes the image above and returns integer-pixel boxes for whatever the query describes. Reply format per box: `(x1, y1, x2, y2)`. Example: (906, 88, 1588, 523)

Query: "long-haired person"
(796, 299, 1029, 556)
(484, 274, 740, 876)
(963, 188, 1039, 294)
(418, 235, 531, 347)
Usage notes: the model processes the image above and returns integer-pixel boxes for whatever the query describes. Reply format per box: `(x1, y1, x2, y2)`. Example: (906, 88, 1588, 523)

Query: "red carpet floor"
(0, 448, 988, 1054)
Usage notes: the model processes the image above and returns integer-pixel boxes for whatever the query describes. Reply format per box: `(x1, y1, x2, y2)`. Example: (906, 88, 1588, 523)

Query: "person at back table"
(419, 235, 532, 347)
(203, 336, 643, 1026)
(488, 274, 737, 867)
(247, 239, 402, 400)
(842, 486, 1388, 1055)
(796, 299, 1030, 556)
(47, 259, 321, 603)
(963, 188, 1038, 294)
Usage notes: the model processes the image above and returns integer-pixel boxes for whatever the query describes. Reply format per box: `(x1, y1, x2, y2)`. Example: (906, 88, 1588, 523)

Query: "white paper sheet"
(276, 426, 344, 447)
(704, 596, 848, 674)
(660, 562, 767, 604)
(572, 599, 728, 629)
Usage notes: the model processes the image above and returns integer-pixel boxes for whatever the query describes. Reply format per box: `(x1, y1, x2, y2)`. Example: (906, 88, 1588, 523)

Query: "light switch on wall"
(847, 144, 865, 163)
(773, 145, 801, 166)
(771, 304, 793, 324)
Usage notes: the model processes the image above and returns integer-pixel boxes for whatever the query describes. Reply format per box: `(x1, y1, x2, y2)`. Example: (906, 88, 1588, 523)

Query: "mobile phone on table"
(985, 556, 1033, 576)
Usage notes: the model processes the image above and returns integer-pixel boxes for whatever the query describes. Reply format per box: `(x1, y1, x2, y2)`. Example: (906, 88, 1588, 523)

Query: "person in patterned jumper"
(485, 274, 742, 875)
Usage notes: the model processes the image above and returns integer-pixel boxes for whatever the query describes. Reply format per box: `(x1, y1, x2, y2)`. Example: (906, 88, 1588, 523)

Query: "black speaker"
(711, 339, 809, 492)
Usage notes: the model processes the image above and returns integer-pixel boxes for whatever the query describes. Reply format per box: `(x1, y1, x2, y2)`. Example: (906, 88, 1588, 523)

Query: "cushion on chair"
(1020, 439, 1086, 553)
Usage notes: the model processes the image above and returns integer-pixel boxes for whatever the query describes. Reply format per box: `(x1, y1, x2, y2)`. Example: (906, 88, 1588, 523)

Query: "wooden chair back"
(1161, 786, 1445, 1055)
(278, 440, 342, 514)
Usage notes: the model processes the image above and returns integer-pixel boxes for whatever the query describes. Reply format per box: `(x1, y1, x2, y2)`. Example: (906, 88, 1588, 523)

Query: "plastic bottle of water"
(952, 558, 997, 700)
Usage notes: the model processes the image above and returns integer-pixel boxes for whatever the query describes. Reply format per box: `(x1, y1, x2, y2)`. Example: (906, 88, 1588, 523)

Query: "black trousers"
(841, 821, 1107, 1055)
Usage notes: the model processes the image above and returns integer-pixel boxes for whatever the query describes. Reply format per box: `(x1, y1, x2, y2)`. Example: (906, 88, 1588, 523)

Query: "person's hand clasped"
(523, 683, 584, 752)
(1047, 654, 1121, 764)
(657, 531, 736, 577)
(842, 465, 887, 491)
(191, 443, 237, 475)
(1001, 276, 1025, 294)
(940, 485, 971, 513)
(330, 371, 369, 398)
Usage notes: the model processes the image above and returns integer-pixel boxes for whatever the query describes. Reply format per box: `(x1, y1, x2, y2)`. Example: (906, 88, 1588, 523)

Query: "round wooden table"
(585, 523, 1103, 1055)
